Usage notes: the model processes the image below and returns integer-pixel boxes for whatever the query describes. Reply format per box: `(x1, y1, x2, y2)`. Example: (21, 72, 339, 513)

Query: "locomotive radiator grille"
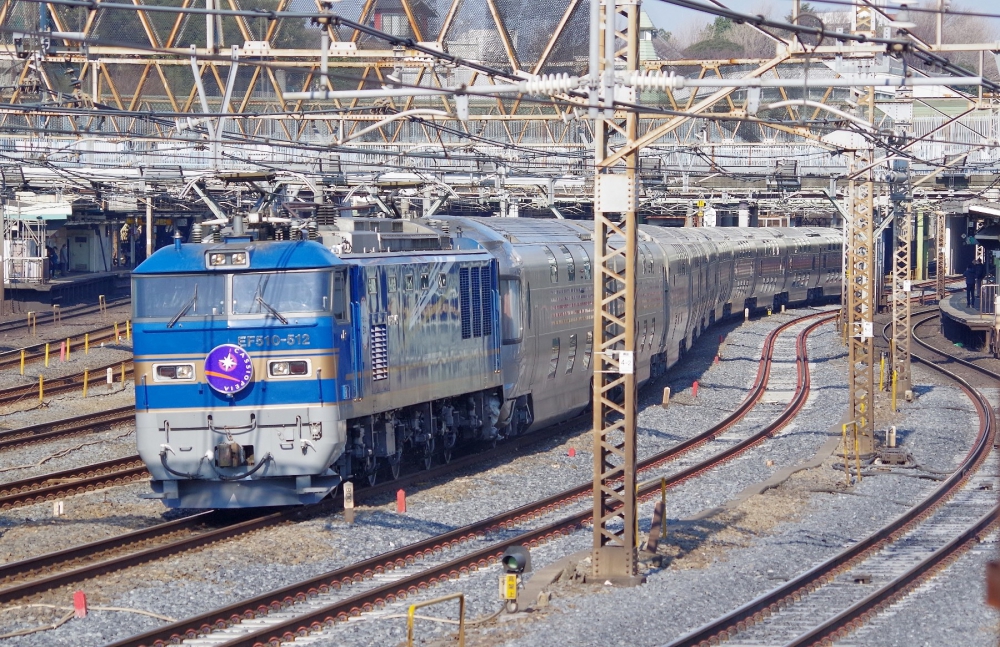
(371, 324, 389, 381)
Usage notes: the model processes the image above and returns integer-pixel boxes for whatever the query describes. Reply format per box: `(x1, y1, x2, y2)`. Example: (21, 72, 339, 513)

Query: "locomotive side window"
(438, 273, 447, 288)
(420, 272, 429, 289)
(583, 331, 593, 369)
(500, 278, 522, 344)
(134, 274, 226, 320)
(548, 338, 560, 378)
(367, 276, 378, 295)
(405, 274, 414, 291)
(388, 275, 397, 292)
(333, 270, 348, 323)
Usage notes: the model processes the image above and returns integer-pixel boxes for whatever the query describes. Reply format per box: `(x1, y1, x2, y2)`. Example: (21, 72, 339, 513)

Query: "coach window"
(134, 274, 226, 321)
(500, 278, 522, 344)
(548, 338, 560, 378)
(578, 245, 592, 280)
(544, 246, 558, 283)
(559, 245, 575, 281)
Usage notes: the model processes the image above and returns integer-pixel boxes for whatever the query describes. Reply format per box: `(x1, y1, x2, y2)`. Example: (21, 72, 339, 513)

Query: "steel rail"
(0, 324, 125, 370)
(106, 310, 833, 647)
(0, 406, 134, 451)
(778, 316, 1000, 646)
(662, 317, 995, 647)
(0, 456, 147, 510)
(0, 298, 131, 335)
(0, 360, 134, 406)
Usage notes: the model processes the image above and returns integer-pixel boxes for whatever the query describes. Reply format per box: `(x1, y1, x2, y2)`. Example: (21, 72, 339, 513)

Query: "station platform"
(4, 270, 131, 311)
(939, 291, 998, 353)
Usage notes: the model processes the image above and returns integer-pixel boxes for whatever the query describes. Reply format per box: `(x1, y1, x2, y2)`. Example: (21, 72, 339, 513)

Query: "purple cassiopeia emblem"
(205, 344, 254, 394)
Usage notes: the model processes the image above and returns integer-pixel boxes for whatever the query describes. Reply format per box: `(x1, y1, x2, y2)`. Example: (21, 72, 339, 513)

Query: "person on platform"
(59, 244, 68, 277)
(975, 259, 987, 293)
(965, 264, 978, 307)
(47, 246, 58, 278)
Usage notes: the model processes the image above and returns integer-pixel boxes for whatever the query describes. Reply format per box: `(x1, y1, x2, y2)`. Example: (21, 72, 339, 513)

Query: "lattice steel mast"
(591, 0, 642, 583)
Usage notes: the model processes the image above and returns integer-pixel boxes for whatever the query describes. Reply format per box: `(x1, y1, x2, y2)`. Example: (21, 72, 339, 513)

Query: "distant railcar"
(132, 218, 842, 508)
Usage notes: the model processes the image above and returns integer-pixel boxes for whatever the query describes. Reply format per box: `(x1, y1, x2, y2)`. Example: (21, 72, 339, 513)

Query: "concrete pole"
(145, 195, 153, 259)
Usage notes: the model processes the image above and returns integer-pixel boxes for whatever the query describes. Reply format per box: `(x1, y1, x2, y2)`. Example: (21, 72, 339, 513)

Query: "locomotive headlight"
(154, 363, 196, 381)
(230, 252, 247, 266)
(209, 253, 226, 266)
(268, 360, 309, 377)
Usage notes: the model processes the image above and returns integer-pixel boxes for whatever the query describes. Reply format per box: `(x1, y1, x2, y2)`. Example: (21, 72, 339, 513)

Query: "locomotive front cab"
(132, 240, 355, 508)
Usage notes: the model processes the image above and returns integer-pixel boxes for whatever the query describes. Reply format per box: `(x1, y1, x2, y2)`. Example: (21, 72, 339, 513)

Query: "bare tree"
(898, 1, 999, 80)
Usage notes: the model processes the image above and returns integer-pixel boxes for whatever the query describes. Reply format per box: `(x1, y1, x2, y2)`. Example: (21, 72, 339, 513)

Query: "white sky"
(642, 1, 1000, 40)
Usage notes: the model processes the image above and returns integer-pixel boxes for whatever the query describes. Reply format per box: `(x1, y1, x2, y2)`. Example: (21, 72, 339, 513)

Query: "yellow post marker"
(878, 354, 885, 392)
(126, 320, 131, 341)
(114, 322, 120, 340)
(121, 363, 126, 387)
(66, 337, 71, 360)
(83, 370, 88, 397)
(892, 370, 898, 412)
(85, 334, 89, 354)
(38, 375, 43, 403)
(841, 422, 852, 484)
(44, 343, 50, 367)
(20, 350, 24, 376)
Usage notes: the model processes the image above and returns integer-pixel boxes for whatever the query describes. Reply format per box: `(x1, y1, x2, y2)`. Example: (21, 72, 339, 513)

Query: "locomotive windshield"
(232, 271, 332, 316)
(134, 275, 226, 320)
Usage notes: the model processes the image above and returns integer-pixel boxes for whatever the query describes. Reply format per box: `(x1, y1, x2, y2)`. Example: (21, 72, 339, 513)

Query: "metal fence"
(980, 284, 998, 315)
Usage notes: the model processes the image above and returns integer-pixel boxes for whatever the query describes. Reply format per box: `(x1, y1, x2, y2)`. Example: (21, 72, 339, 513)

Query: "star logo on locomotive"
(205, 344, 254, 394)
(219, 353, 237, 372)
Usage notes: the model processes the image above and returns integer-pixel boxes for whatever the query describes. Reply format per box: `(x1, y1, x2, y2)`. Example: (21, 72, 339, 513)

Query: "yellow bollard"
(878, 355, 885, 392)
(83, 370, 88, 397)
(38, 375, 43, 403)
(66, 337, 71, 360)
(44, 343, 50, 367)
(121, 363, 126, 387)
(892, 370, 898, 412)
(114, 322, 119, 340)
(841, 423, 851, 484)
(126, 320, 131, 341)
(85, 334, 89, 354)
(19, 350, 24, 376)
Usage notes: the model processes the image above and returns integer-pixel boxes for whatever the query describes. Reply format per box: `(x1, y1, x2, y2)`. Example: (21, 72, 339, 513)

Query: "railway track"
(659, 313, 998, 647)
(96, 309, 833, 647)
(0, 405, 133, 451)
(0, 297, 130, 335)
(0, 359, 134, 406)
(0, 456, 147, 510)
(0, 321, 129, 372)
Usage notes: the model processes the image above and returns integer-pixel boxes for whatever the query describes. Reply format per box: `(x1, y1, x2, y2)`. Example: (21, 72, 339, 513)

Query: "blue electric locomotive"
(133, 216, 842, 508)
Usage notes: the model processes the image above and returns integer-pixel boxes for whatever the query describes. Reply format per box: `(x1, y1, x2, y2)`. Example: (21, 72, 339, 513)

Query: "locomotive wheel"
(443, 448, 453, 464)
(388, 453, 402, 480)
(364, 456, 378, 487)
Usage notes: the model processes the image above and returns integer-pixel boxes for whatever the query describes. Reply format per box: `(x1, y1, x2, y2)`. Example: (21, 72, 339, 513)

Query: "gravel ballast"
(0, 308, 995, 647)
